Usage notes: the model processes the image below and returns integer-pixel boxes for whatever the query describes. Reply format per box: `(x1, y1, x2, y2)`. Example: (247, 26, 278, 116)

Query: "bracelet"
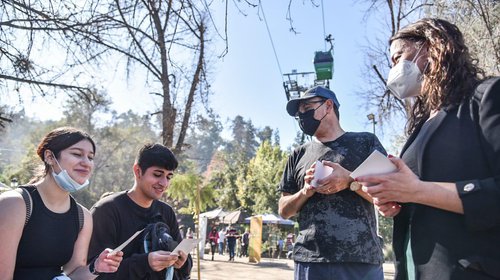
(89, 258, 100, 276)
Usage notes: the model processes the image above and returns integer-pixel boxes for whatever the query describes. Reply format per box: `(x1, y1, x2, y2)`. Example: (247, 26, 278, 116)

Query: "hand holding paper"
(311, 160, 333, 188)
(170, 239, 200, 256)
(350, 150, 397, 180)
(109, 229, 144, 255)
(351, 151, 404, 213)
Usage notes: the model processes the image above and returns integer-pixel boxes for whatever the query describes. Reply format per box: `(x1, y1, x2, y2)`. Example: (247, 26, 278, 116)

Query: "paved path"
(190, 253, 395, 280)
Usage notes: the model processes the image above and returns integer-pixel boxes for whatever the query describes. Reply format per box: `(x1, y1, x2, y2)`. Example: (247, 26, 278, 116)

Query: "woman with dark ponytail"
(0, 127, 123, 279)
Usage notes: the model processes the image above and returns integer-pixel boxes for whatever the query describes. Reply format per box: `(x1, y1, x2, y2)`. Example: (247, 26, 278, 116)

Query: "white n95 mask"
(386, 44, 427, 100)
(386, 60, 424, 100)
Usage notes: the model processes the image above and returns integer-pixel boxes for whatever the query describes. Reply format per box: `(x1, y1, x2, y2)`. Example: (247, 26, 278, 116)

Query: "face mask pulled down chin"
(51, 153, 89, 193)
(386, 60, 424, 100)
(298, 109, 322, 136)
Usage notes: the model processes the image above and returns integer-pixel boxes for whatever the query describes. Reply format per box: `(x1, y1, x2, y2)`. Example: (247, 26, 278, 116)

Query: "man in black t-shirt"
(279, 86, 385, 280)
(88, 143, 192, 280)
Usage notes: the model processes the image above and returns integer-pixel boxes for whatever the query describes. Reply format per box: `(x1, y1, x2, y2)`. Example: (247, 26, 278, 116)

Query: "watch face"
(350, 181, 361, 191)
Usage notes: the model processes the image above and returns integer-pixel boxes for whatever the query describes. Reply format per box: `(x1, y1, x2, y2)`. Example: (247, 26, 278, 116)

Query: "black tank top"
(14, 186, 81, 279)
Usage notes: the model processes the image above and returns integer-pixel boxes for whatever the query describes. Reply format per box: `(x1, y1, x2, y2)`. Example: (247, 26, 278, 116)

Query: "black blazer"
(393, 78, 500, 280)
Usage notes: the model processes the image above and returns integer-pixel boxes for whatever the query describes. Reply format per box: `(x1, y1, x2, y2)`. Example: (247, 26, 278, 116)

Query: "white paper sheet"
(350, 150, 397, 179)
(311, 160, 333, 188)
(170, 239, 201, 256)
(109, 229, 145, 255)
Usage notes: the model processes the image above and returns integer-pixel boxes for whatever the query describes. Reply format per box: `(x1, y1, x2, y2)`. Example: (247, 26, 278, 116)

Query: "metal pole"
(196, 184, 201, 280)
(367, 113, 377, 135)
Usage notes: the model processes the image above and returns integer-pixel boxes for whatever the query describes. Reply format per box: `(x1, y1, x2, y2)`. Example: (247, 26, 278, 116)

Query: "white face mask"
(386, 44, 427, 100)
(51, 152, 90, 193)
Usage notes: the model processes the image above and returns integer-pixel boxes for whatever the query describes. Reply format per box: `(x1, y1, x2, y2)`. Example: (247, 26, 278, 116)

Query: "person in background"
(225, 226, 239, 261)
(0, 127, 123, 279)
(186, 227, 194, 239)
(241, 229, 250, 257)
(285, 233, 295, 255)
(278, 86, 385, 280)
(358, 18, 500, 280)
(208, 226, 219, 261)
(217, 227, 226, 255)
(88, 143, 192, 279)
(236, 233, 242, 258)
(277, 238, 284, 259)
(179, 225, 186, 239)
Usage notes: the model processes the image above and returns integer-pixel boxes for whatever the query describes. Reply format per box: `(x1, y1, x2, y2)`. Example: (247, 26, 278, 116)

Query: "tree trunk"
(174, 22, 205, 155)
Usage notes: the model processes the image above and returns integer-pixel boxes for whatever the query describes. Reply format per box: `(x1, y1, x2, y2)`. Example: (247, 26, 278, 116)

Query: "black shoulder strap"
(15, 187, 32, 226)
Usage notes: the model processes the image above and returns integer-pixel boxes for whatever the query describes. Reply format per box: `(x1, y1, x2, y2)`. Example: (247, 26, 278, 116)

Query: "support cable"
(259, 0, 284, 82)
(321, 0, 327, 51)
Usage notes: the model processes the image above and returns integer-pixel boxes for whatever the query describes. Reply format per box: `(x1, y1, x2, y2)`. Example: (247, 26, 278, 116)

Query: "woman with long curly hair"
(357, 18, 500, 280)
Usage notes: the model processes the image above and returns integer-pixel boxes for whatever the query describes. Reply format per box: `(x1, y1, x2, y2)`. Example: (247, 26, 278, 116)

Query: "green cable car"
(313, 34, 334, 81)
(313, 51, 333, 80)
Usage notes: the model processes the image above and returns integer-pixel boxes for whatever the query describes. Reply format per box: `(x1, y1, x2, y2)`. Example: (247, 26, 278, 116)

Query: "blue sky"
(209, 1, 400, 150)
(7, 1, 403, 152)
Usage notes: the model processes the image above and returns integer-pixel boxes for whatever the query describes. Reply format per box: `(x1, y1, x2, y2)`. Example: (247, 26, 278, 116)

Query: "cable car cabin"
(313, 51, 333, 80)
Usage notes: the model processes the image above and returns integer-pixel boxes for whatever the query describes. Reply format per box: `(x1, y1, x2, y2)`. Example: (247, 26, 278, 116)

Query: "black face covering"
(297, 101, 327, 136)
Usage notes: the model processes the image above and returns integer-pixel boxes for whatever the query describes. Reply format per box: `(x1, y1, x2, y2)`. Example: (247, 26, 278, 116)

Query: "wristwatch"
(349, 179, 361, 191)
(89, 259, 100, 276)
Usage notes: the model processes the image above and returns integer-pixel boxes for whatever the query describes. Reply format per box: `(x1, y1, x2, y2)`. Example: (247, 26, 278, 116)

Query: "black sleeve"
(90, 201, 154, 279)
(458, 78, 500, 231)
(277, 149, 300, 194)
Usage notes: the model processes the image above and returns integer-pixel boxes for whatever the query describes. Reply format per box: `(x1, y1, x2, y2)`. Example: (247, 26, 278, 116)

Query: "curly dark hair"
(390, 18, 484, 134)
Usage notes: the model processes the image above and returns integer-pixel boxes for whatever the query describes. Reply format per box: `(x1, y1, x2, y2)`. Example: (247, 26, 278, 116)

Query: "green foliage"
(204, 116, 262, 212)
(256, 126, 273, 143)
(210, 163, 241, 211)
(168, 171, 216, 214)
(226, 116, 259, 163)
(378, 215, 393, 255)
(239, 140, 288, 214)
(184, 112, 224, 173)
